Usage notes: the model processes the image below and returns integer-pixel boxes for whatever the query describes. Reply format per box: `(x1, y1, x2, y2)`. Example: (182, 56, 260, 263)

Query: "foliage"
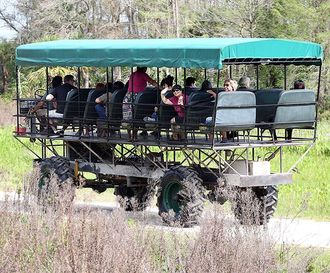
(0, 0, 329, 105)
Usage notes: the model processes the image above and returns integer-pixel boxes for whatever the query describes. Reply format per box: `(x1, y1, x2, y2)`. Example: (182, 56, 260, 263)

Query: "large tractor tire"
(34, 156, 75, 207)
(114, 178, 156, 211)
(232, 185, 278, 225)
(157, 166, 205, 227)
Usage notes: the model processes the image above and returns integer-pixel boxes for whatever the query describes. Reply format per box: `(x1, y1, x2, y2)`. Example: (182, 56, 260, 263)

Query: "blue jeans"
(95, 104, 106, 119)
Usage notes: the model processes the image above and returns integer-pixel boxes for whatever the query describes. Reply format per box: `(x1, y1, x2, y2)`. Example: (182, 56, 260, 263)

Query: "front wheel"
(157, 166, 205, 227)
(29, 156, 76, 208)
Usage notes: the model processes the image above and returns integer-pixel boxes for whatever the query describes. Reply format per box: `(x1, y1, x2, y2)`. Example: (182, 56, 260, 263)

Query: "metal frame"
(14, 56, 322, 189)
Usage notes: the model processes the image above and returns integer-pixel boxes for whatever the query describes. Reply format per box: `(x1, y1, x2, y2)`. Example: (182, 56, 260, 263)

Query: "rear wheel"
(157, 166, 205, 227)
(114, 178, 155, 211)
(232, 185, 278, 225)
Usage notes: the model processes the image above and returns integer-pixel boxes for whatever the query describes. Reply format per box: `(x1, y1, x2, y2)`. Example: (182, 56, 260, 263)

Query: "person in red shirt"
(160, 84, 188, 140)
(123, 67, 157, 140)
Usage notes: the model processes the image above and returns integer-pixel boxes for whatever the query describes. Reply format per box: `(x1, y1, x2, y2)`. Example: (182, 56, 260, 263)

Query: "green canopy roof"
(16, 38, 323, 68)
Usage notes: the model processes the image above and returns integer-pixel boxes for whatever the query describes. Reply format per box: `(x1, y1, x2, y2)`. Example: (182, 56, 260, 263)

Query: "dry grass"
(0, 100, 16, 127)
(0, 168, 328, 273)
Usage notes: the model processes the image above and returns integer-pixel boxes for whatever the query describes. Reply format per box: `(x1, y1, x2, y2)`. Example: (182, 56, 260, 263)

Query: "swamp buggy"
(15, 38, 323, 226)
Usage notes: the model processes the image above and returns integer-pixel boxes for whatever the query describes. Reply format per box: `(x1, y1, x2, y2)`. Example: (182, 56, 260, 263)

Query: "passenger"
(94, 83, 107, 119)
(185, 77, 196, 88)
(94, 81, 125, 119)
(31, 75, 62, 115)
(201, 80, 212, 91)
(163, 75, 175, 98)
(46, 74, 76, 118)
(160, 84, 188, 140)
(293, 79, 305, 89)
(286, 80, 305, 140)
(30, 75, 63, 133)
(205, 79, 237, 142)
(122, 67, 157, 140)
(184, 76, 197, 95)
(237, 76, 252, 91)
(140, 75, 174, 137)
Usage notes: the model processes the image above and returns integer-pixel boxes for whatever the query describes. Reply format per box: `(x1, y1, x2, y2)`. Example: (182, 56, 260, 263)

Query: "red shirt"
(169, 95, 188, 118)
(128, 70, 152, 93)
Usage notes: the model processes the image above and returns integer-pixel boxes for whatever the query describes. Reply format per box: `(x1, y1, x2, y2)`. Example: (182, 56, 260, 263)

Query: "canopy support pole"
(45, 67, 50, 134)
(15, 66, 20, 136)
(256, 64, 259, 90)
(284, 64, 287, 90)
(175, 68, 178, 85)
(313, 64, 322, 140)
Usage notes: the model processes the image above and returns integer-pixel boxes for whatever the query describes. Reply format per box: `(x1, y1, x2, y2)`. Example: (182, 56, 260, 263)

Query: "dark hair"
(64, 74, 74, 83)
(52, 75, 62, 88)
(137, 67, 147, 72)
(201, 80, 212, 91)
(185, 77, 196, 87)
(164, 75, 174, 87)
(172, 84, 182, 91)
(294, 80, 305, 89)
(96, 83, 105, 90)
(105, 82, 113, 90)
(113, 81, 125, 90)
(160, 78, 166, 87)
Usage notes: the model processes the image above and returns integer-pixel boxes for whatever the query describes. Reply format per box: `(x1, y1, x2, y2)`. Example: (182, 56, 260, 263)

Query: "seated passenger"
(30, 75, 63, 133)
(46, 74, 77, 119)
(184, 76, 197, 95)
(285, 80, 305, 140)
(200, 80, 216, 97)
(185, 76, 196, 88)
(205, 79, 237, 142)
(237, 76, 252, 91)
(95, 81, 124, 119)
(160, 84, 188, 140)
(123, 67, 158, 141)
(293, 79, 305, 89)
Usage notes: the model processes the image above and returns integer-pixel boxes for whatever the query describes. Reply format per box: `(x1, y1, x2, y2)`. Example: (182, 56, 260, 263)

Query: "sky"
(0, 0, 17, 40)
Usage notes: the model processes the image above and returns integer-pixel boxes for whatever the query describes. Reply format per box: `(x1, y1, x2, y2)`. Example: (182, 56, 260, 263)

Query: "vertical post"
(284, 64, 287, 90)
(229, 65, 233, 79)
(175, 68, 178, 85)
(45, 67, 50, 134)
(131, 67, 134, 140)
(183, 67, 187, 144)
(256, 64, 259, 90)
(106, 67, 110, 137)
(15, 66, 20, 134)
(313, 64, 322, 140)
(204, 68, 207, 80)
(280, 146, 283, 173)
(211, 69, 220, 146)
(77, 67, 81, 136)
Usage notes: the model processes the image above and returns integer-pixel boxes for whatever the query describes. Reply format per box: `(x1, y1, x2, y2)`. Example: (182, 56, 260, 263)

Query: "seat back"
(255, 89, 282, 123)
(83, 89, 107, 122)
(186, 92, 214, 127)
(62, 88, 91, 120)
(184, 87, 199, 96)
(215, 91, 256, 131)
(159, 102, 177, 128)
(273, 89, 315, 128)
(133, 91, 159, 122)
(108, 89, 126, 123)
